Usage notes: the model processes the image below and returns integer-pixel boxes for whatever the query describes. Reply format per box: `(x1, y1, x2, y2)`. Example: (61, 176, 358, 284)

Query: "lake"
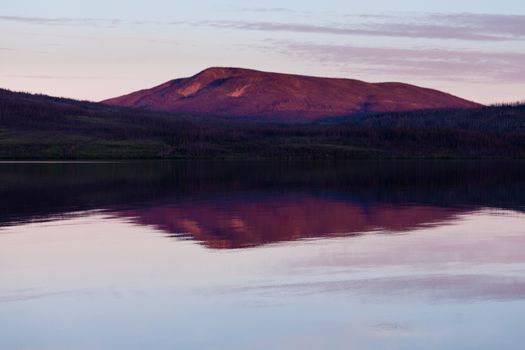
(1, 160, 524, 350)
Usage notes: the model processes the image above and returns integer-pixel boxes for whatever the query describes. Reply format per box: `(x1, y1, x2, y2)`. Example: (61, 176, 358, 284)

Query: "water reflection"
(118, 197, 467, 248)
(1, 161, 525, 349)
(1, 160, 524, 247)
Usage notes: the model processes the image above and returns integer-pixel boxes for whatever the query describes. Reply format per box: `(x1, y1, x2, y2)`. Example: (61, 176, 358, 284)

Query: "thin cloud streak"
(269, 41, 525, 83)
(0, 15, 156, 27)
(4, 12, 524, 41)
(238, 7, 293, 13)
(197, 20, 508, 41)
(2, 74, 133, 80)
(191, 12, 525, 41)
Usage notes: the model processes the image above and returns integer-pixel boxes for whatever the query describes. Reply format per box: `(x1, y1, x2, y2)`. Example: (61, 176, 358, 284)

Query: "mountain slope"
(103, 67, 481, 120)
(1, 88, 524, 159)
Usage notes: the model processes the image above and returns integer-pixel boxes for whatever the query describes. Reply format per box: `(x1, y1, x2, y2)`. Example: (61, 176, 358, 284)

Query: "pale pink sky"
(1, 1, 524, 104)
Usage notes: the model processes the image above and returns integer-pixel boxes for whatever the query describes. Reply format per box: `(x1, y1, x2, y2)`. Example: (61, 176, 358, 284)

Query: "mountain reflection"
(118, 196, 467, 248)
(0, 160, 524, 248)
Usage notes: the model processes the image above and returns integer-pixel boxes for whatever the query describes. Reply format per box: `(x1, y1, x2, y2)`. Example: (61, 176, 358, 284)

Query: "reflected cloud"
(0, 288, 96, 303)
(223, 273, 525, 302)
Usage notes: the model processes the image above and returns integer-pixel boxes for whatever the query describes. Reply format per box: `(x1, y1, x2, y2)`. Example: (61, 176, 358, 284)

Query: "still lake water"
(1, 161, 524, 349)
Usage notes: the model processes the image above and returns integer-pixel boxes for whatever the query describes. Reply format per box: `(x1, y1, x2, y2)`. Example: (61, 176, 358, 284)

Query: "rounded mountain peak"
(104, 67, 482, 120)
(193, 67, 262, 80)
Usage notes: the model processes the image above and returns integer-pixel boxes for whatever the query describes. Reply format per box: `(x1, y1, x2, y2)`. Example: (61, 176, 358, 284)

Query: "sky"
(1, 0, 524, 103)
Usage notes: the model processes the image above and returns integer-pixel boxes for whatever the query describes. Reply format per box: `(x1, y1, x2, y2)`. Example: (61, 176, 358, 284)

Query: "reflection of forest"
(1, 161, 524, 237)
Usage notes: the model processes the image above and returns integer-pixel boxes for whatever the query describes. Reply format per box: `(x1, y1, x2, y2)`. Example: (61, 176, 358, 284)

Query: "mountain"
(1, 87, 524, 159)
(102, 67, 481, 120)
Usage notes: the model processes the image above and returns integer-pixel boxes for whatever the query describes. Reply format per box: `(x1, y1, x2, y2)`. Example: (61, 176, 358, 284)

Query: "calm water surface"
(1, 161, 524, 349)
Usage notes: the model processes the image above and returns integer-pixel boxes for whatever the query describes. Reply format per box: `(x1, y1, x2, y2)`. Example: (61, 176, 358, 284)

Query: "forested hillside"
(1, 88, 524, 159)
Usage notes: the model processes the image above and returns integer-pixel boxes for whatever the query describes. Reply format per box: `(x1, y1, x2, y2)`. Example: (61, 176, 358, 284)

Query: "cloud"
(268, 40, 525, 83)
(238, 7, 293, 13)
(372, 12, 525, 41)
(4, 12, 523, 42)
(0, 15, 156, 27)
(2, 74, 131, 80)
(429, 12, 525, 38)
(190, 12, 525, 42)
